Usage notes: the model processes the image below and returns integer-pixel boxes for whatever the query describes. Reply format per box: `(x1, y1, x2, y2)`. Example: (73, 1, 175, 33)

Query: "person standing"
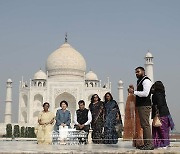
(103, 92, 122, 144)
(123, 88, 144, 148)
(129, 66, 154, 150)
(151, 81, 174, 149)
(89, 94, 105, 144)
(35, 102, 55, 144)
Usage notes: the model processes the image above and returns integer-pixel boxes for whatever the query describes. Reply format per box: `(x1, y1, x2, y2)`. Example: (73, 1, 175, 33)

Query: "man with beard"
(129, 66, 154, 150)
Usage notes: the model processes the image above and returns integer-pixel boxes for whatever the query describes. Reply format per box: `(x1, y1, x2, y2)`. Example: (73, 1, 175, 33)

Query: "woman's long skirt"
(152, 116, 170, 148)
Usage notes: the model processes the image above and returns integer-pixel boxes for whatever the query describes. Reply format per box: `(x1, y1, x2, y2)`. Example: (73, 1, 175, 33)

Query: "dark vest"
(76, 108, 89, 125)
(136, 76, 152, 107)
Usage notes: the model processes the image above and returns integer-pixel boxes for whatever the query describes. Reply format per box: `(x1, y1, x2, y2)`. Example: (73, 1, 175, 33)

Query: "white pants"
(59, 126, 68, 140)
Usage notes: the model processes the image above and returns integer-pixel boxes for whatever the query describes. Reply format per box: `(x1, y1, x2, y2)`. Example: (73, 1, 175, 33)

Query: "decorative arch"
(33, 111, 40, 124)
(90, 82, 93, 87)
(34, 94, 43, 107)
(22, 94, 28, 107)
(38, 82, 42, 87)
(22, 111, 27, 123)
(88, 94, 94, 101)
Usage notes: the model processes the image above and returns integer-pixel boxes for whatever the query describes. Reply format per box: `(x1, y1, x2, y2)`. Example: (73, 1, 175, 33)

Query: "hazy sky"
(0, 0, 180, 131)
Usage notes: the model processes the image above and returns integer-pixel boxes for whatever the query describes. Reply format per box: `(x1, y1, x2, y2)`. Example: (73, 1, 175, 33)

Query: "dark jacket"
(55, 109, 71, 126)
(151, 92, 170, 119)
(76, 108, 89, 125)
(136, 76, 152, 107)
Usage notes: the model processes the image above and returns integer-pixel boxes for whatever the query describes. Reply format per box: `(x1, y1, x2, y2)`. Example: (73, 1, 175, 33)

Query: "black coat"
(151, 92, 170, 119)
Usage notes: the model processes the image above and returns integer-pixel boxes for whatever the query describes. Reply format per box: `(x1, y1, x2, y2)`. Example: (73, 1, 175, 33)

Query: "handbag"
(152, 115, 162, 127)
(152, 105, 162, 127)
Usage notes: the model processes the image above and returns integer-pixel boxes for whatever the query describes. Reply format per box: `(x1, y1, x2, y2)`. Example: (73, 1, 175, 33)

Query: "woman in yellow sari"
(36, 102, 55, 144)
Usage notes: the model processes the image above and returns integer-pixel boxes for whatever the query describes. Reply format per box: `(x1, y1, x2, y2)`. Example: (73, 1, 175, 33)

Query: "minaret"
(145, 51, 154, 83)
(4, 79, 13, 123)
(118, 80, 125, 125)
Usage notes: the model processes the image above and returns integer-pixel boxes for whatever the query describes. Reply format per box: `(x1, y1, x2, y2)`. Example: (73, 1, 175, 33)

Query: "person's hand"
(39, 122, 45, 125)
(45, 122, 49, 125)
(79, 125, 82, 129)
(61, 123, 66, 127)
(81, 124, 85, 128)
(38, 120, 45, 125)
(78, 124, 84, 129)
(116, 114, 120, 121)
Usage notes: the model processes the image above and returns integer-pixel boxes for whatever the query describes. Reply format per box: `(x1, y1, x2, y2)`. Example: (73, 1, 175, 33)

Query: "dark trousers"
(74, 125, 90, 144)
(137, 106, 153, 147)
(74, 125, 90, 133)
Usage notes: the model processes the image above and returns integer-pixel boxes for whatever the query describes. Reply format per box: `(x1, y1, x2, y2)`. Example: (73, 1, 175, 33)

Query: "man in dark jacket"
(129, 66, 154, 150)
(74, 100, 92, 143)
(74, 100, 92, 132)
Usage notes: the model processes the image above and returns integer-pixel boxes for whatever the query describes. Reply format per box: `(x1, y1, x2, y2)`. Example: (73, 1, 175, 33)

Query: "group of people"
(123, 66, 174, 150)
(35, 66, 175, 150)
(35, 92, 122, 145)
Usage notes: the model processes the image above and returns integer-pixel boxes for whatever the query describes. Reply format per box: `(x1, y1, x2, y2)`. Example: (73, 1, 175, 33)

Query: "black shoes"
(139, 145, 154, 150)
(136, 145, 144, 149)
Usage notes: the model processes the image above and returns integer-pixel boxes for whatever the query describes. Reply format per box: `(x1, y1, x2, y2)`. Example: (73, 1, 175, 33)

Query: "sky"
(0, 0, 180, 132)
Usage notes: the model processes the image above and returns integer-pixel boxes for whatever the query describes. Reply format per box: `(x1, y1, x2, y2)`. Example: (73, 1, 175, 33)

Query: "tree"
(6, 124, 12, 138)
(25, 127, 29, 138)
(13, 125, 20, 137)
(31, 127, 36, 138)
(20, 126, 25, 137)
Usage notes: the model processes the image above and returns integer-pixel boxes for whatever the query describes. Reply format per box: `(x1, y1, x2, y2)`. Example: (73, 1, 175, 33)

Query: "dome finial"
(65, 32, 68, 43)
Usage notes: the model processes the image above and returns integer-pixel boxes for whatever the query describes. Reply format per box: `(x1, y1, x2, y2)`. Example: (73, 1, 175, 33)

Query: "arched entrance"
(55, 92, 76, 126)
(20, 94, 28, 123)
(22, 111, 27, 123)
(33, 94, 43, 124)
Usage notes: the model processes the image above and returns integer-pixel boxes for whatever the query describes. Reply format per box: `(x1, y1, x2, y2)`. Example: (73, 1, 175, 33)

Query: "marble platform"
(0, 139, 180, 154)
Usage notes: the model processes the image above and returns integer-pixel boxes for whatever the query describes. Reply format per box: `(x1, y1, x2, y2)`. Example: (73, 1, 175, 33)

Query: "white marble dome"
(118, 80, 123, 86)
(46, 43, 86, 78)
(7, 78, 12, 83)
(145, 52, 153, 58)
(33, 69, 46, 80)
(86, 71, 98, 80)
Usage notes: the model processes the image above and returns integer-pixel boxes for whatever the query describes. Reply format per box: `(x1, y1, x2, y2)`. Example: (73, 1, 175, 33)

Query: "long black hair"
(90, 94, 101, 103)
(154, 81, 165, 93)
(104, 92, 113, 103)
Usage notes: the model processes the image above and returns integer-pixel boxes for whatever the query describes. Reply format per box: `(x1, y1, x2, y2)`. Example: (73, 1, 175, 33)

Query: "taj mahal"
(0, 37, 154, 134)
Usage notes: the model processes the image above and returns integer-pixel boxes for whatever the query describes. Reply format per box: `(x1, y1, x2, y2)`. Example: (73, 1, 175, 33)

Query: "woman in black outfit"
(151, 81, 174, 149)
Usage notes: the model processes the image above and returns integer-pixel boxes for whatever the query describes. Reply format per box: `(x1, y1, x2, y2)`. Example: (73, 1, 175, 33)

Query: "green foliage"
(6, 124, 12, 138)
(13, 125, 20, 137)
(25, 127, 29, 138)
(20, 126, 25, 137)
(6, 125, 36, 138)
(31, 127, 36, 138)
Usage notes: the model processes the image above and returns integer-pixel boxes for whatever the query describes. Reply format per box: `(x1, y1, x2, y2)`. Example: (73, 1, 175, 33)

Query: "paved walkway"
(0, 140, 180, 154)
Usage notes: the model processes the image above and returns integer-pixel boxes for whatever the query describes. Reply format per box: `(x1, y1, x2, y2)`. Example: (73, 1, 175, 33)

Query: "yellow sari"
(35, 111, 55, 144)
